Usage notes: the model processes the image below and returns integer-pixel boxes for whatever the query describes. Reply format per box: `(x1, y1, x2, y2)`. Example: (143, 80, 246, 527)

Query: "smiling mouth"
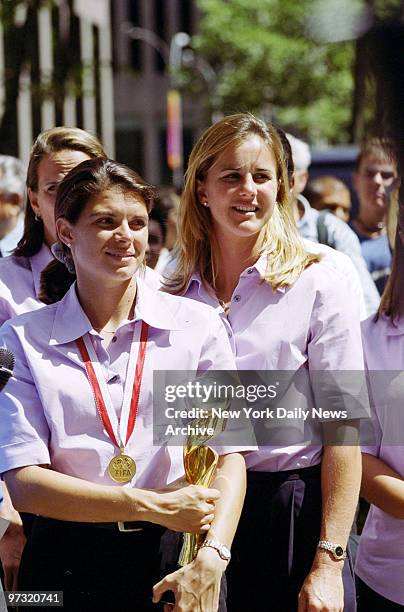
(232, 205, 259, 213)
(106, 251, 136, 258)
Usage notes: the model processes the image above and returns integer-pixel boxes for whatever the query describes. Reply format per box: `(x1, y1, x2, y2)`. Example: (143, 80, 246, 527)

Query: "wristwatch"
(318, 540, 347, 560)
(201, 539, 231, 562)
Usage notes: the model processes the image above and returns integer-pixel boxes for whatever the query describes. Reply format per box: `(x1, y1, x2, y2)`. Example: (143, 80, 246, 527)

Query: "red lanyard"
(76, 321, 149, 449)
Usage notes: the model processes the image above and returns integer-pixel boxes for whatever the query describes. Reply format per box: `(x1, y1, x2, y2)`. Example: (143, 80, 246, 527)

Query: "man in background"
(305, 175, 352, 223)
(351, 138, 398, 294)
(287, 133, 380, 317)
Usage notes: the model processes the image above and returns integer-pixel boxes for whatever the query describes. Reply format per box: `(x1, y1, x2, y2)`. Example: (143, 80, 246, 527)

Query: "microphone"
(0, 348, 15, 392)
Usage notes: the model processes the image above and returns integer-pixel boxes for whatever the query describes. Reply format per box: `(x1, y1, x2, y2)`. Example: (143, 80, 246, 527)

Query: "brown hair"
(166, 113, 318, 295)
(40, 158, 154, 304)
(355, 137, 397, 172)
(14, 127, 107, 257)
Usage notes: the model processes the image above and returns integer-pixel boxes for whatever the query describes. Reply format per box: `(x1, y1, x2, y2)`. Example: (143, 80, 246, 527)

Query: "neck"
(212, 232, 261, 303)
(354, 210, 386, 236)
(77, 275, 137, 331)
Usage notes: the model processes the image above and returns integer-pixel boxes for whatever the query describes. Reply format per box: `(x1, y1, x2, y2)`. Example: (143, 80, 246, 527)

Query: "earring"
(34, 213, 41, 221)
(203, 201, 209, 207)
(67, 243, 71, 248)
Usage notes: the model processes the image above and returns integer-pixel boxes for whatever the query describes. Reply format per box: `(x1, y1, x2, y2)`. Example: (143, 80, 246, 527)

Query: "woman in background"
(167, 113, 363, 612)
(356, 210, 404, 611)
(0, 127, 107, 325)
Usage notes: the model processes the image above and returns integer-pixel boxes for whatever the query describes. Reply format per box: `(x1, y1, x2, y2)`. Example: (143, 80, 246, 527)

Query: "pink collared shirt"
(0, 243, 161, 326)
(183, 253, 364, 471)
(0, 279, 243, 488)
(0, 244, 53, 325)
(355, 314, 404, 605)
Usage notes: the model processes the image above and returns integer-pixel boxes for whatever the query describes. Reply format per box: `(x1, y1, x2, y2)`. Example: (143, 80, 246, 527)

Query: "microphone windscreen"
(0, 348, 15, 391)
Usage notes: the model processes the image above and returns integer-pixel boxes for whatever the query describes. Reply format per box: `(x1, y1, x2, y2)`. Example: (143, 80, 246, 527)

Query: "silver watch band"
(318, 540, 347, 560)
(201, 538, 231, 562)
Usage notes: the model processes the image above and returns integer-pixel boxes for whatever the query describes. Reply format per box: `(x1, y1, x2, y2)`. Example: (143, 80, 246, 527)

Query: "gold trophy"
(178, 408, 227, 566)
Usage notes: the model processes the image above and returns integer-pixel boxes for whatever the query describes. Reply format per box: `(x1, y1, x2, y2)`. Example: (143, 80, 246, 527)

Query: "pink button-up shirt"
(0, 279, 243, 488)
(355, 314, 404, 605)
(0, 244, 53, 325)
(0, 243, 161, 326)
(183, 254, 364, 471)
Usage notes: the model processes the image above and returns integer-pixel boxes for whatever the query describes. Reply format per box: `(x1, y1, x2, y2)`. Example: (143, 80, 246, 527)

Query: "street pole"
(121, 24, 189, 189)
(167, 32, 190, 190)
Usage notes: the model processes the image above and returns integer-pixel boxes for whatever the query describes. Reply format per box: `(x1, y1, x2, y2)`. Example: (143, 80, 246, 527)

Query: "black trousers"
(357, 577, 404, 611)
(226, 464, 356, 612)
(18, 517, 167, 612)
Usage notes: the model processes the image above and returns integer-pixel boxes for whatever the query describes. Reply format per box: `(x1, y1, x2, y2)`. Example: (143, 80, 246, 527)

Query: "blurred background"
(0, 0, 402, 187)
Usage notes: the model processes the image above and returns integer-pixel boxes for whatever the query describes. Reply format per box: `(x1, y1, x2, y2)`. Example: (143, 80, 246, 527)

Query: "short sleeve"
(0, 322, 50, 474)
(308, 269, 363, 370)
(307, 269, 369, 423)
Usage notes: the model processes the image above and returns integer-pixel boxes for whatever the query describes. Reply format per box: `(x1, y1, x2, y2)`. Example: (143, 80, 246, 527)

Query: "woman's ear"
(196, 179, 208, 205)
(28, 188, 40, 216)
(56, 217, 74, 246)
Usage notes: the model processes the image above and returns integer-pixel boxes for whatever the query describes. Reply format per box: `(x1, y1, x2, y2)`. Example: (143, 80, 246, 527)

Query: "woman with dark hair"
(0, 158, 247, 611)
(167, 113, 363, 612)
(0, 126, 108, 593)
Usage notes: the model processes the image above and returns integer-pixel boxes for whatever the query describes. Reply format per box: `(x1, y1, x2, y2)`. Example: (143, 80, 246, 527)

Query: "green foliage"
(192, 0, 356, 143)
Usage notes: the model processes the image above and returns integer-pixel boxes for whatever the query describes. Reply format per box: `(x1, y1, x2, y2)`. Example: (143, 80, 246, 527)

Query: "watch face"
(220, 546, 231, 560)
(335, 546, 344, 558)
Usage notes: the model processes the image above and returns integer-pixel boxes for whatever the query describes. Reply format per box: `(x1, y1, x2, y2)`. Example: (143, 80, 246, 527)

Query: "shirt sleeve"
(307, 268, 369, 422)
(0, 322, 51, 474)
(0, 297, 13, 328)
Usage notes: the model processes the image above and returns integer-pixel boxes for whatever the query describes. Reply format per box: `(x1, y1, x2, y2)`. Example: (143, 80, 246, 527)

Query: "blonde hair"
(167, 113, 318, 294)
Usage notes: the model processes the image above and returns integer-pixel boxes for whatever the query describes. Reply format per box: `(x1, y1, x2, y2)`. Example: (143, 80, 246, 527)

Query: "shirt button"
(228, 332, 232, 338)
(109, 374, 119, 384)
(111, 336, 117, 343)
(247, 268, 253, 274)
(234, 295, 241, 302)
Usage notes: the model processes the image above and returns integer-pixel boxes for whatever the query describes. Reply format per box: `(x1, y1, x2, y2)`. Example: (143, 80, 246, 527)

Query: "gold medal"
(107, 452, 136, 483)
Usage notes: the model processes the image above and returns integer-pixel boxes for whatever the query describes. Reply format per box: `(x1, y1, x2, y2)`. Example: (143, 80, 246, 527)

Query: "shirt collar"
(297, 193, 316, 226)
(31, 243, 53, 298)
(50, 276, 182, 345)
(186, 253, 285, 296)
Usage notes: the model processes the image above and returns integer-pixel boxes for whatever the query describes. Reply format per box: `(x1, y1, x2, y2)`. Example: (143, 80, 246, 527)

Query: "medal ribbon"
(76, 320, 149, 449)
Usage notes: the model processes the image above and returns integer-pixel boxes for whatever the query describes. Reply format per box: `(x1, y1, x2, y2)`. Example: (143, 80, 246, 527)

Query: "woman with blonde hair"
(166, 113, 363, 611)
